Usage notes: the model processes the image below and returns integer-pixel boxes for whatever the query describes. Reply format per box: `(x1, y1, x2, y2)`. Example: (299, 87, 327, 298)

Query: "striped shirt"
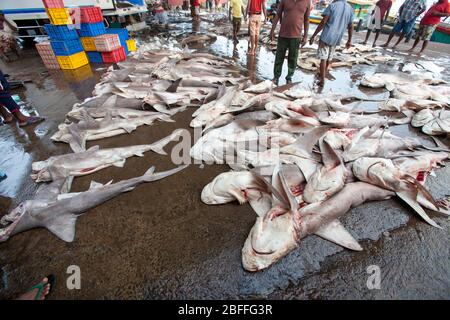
(400, 0, 426, 22)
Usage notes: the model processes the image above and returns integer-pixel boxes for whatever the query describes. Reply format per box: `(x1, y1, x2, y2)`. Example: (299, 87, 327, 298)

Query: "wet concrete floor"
(0, 18, 449, 299)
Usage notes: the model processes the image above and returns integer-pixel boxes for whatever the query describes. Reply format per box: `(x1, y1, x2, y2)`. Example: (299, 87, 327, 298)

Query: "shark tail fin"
(315, 219, 363, 251)
(142, 165, 189, 183)
(148, 129, 183, 155)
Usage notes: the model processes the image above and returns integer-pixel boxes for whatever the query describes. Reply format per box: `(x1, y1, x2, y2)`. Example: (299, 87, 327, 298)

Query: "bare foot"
(380, 43, 388, 48)
(361, 41, 367, 45)
(17, 277, 51, 300)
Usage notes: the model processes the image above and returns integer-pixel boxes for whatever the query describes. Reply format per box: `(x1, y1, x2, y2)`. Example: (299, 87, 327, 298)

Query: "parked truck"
(0, 0, 148, 45)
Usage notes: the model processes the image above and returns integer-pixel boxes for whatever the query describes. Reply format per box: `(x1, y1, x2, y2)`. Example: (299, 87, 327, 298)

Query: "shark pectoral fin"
(278, 168, 299, 211)
(385, 82, 395, 92)
(149, 146, 167, 156)
(86, 145, 100, 152)
(396, 191, 442, 229)
(112, 159, 126, 168)
(46, 214, 78, 242)
(67, 125, 86, 152)
(315, 219, 363, 251)
(320, 139, 342, 170)
(120, 124, 137, 134)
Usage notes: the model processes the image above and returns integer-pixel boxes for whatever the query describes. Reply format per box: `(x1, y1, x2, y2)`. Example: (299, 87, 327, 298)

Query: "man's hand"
(270, 30, 275, 42)
(309, 36, 315, 46)
(345, 40, 352, 49)
(301, 35, 308, 47)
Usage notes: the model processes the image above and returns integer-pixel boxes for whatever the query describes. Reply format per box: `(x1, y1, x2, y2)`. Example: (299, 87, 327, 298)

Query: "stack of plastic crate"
(105, 28, 130, 55)
(35, 42, 60, 69)
(43, 0, 88, 70)
(78, 6, 106, 63)
(78, 7, 103, 53)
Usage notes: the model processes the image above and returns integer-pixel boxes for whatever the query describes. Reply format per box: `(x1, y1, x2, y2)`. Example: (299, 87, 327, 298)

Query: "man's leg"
(381, 20, 403, 47)
(409, 35, 421, 51)
(380, 30, 396, 47)
(392, 32, 405, 48)
(318, 59, 326, 87)
(253, 20, 261, 54)
(0, 95, 44, 126)
(362, 30, 371, 44)
(236, 18, 241, 35)
(286, 38, 300, 82)
(0, 104, 13, 122)
(273, 37, 289, 84)
(373, 30, 381, 46)
(419, 40, 429, 55)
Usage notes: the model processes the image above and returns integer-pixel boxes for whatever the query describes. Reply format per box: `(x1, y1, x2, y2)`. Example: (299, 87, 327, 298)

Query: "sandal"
(18, 116, 45, 127)
(27, 274, 56, 300)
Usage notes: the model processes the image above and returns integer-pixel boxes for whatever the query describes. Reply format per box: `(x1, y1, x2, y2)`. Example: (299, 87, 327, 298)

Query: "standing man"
(193, 0, 200, 20)
(361, 0, 392, 46)
(380, 0, 426, 49)
(270, 0, 311, 85)
(409, 0, 449, 55)
(309, 0, 354, 87)
(229, 0, 246, 44)
(246, 0, 267, 55)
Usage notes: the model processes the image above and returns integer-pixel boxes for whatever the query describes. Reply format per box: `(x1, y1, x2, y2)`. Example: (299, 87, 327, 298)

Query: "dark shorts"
(393, 19, 416, 36)
(0, 94, 20, 113)
(232, 17, 242, 27)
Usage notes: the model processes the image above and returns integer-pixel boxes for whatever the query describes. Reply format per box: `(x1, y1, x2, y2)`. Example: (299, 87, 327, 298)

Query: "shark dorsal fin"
(166, 78, 182, 93)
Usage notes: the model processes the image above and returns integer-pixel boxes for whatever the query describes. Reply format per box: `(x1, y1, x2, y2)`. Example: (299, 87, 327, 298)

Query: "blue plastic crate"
(106, 28, 129, 43)
(44, 24, 79, 40)
(51, 39, 84, 56)
(87, 51, 103, 63)
(123, 44, 129, 56)
(79, 22, 106, 37)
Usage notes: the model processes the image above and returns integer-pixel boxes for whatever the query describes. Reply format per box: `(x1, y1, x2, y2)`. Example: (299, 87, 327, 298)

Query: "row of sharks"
(1, 34, 449, 274)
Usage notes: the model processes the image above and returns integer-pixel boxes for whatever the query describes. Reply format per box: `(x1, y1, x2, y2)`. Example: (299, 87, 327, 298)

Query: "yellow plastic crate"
(46, 8, 72, 25)
(62, 64, 94, 82)
(126, 39, 136, 52)
(57, 51, 89, 70)
(80, 37, 96, 51)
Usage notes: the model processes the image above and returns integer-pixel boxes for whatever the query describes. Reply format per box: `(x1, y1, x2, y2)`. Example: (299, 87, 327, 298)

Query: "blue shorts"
(392, 19, 416, 36)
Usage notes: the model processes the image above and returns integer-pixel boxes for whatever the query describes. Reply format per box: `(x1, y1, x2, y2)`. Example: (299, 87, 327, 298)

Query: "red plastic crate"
(101, 47, 126, 63)
(42, 0, 64, 8)
(94, 34, 121, 52)
(79, 6, 103, 23)
(36, 42, 60, 69)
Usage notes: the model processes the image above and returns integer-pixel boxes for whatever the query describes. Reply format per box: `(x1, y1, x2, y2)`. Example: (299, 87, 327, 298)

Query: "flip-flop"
(19, 116, 45, 127)
(28, 274, 56, 300)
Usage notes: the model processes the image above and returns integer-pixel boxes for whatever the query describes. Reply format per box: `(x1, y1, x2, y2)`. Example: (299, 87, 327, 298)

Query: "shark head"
(0, 201, 32, 242)
(242, 205, 299, 272)
(31, 160, 52, 182)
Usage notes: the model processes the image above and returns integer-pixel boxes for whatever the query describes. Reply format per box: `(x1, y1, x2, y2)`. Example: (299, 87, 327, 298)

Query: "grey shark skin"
(0, 165, 188, 243)
(32, 129, 184, 182)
